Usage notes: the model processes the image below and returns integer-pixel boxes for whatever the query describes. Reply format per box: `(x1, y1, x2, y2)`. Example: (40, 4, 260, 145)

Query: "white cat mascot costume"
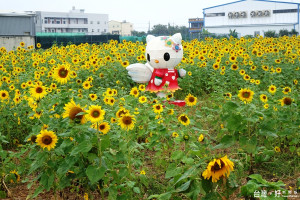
(126, 33, 186, 98)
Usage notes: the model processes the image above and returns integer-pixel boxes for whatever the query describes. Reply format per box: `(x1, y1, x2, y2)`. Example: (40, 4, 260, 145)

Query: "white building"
(35, 7, 108, 35)
(108, 20, 133, 36)
(203, 0, 300, 36)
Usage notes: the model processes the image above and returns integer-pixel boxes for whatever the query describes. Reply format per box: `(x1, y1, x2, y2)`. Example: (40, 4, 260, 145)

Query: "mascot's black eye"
(147, 53, 150, 62)
(164, 53, 170, 61)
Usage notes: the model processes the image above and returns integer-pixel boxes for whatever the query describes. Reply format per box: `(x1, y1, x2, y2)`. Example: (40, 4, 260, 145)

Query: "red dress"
(146, 68, 180, 92)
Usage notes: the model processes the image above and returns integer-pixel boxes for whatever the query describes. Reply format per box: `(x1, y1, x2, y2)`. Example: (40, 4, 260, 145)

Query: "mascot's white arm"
(126, 63, 153, 83)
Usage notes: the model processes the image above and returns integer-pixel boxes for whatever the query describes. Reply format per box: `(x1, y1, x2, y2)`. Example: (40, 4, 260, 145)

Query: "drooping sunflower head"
(116, 108, 129, 118)
(185, 93, 197, 106)
(118, 114, 136, 131)
(87, 105, 105, 123)
(238, 88, 254, 103)
(280, 97, 292, 106)
(202, 155, 234, 183)
(36, 129, 58, 151)
(282, 87, 291, 94)
(178, 114, 190, 126)
(63, 99, 86, 124)
(9, 170, 21, 183)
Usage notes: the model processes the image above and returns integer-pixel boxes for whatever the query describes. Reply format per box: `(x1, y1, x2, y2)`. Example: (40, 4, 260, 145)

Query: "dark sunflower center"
(232, 65, 237, 69)
(58, 68, 68, 78)
(91, 95, 95, 98)
(283, 97, 292, 105)
(242, 92, 250, 98)
(133, 90, 138, 95)
(118, 110, 127, 117)
(180, 116, 188, 122)
(211, 160, 225, 172)
(31, 135, 37, 142)
(263, 96, 266, 99)
(99, 125, 105, 130)
(156, 106, 161, 110)
(122, 116, 132, 125)
(69, 107, 84, 120)
(2, 93, 6, 97)
(92, 110, 100, 118)
(42, 135, 52, 145)
(188, 97, 195, 102)
(285, 88, 289, 92)
(36, 87, 43, 93)
(271, 87, 275, 91)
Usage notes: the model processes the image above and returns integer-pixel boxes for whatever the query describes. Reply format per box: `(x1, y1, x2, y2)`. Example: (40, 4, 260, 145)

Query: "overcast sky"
(1, 0, 299, 31)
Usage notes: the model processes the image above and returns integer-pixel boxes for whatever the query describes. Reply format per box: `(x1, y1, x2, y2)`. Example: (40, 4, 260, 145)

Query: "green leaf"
(176, 180, 191, 192)
(31, 185, 44, 199)
(70, 141, 93, 156)
(133, 187, 140, 194)
(171, 150, 184, 160)
(86, 165, 106, 184)
(57, 156, 78, 176)
(158, 192, 173, 200)
(212, 135, 234, 149)
(165, 164, 182, 179)
(175, 164, 199, 185)
(201, 178, 213, 194)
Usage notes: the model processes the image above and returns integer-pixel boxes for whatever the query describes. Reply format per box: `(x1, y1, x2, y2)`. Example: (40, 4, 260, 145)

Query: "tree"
(131, 30, 147, 37)
(264, 30, 277, 38)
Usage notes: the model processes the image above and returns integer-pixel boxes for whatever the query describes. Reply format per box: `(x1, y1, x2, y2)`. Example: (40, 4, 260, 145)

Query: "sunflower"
(212, 63, 220, 70)
(276, 67, 282, 73)
(139, 96, 147, 104)
(274, 146, 281, 153)
(172, 132, 179, 138)
(263, 104, 269, 109)
(0, 90, 9, 101)
(260, 94, 268, 103)
(229, 55, 236, 62)
(238, 88, 254, 103)
(268, 85, 276, 94)
(202, 155, 234, 183)
(36, 129, 58, 151)
(198, 134, 204, 142)
(30, 85, 47, 100)
(167, 109, 174, 115)
(9, 170, 21, 183)
(139, 84, 145, 91)
(224, 93, 232, 100)
(116, 108, 129, 118)
(185, 93, 197, 106)
(231, 64, 238, 71)
(178, 114, 190, 126)
(130, 87, 139, 97)
(153, 104, 163, 114)
(87, 105, 105, 123)
(282, 87, 291, 94)
(118, 114, 136, 131)
(279, 97, 292, 106)
(243, 74, 250, 81)
(89, 93, 97, 101)
(62, 99, 86, 124)
(93, 122, 110, 134)
(53, 64, 71, 84)
(82, 81, 92, 90)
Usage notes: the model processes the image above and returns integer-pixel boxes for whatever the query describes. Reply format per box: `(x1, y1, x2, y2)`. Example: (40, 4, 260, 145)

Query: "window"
(90, 21, 93, 24)
(273, 9, 297, 14)
(205, 12, 225, 17)
(92, 29, 94, 32)
(104, 29, 106, 33)
(97, 21, 100, 24)
(98, 29, 100, 32)
(57, 21, 60, 24)
(63, 21, 66, 24)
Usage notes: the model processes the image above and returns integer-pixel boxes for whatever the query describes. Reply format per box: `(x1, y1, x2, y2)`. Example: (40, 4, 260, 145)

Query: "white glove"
(154, 77, 162, 86)
(179, 69, 186, 77)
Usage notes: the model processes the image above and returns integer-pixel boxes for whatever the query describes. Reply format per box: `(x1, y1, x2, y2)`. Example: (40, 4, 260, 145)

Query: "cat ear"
(146, 35, 155, 43)
(170, 33, 182, 44)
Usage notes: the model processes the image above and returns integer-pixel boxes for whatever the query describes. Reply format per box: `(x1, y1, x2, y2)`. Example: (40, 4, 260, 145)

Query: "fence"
(35, 33, 120, 49)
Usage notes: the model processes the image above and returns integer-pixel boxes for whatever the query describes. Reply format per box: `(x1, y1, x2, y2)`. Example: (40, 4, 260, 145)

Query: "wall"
(204, 0, 300, 36)
(0, 36, 35, 51)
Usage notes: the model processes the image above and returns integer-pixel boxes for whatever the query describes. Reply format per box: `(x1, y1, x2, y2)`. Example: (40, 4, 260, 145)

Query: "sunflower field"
(0, 35, 299, 200)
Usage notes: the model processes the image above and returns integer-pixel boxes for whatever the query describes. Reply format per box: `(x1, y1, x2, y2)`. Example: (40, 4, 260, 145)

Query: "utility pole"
(148, 21, 150, 34)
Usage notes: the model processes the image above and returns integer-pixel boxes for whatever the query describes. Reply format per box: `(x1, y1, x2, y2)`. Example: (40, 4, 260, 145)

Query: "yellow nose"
(155, 60, 159, 63)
